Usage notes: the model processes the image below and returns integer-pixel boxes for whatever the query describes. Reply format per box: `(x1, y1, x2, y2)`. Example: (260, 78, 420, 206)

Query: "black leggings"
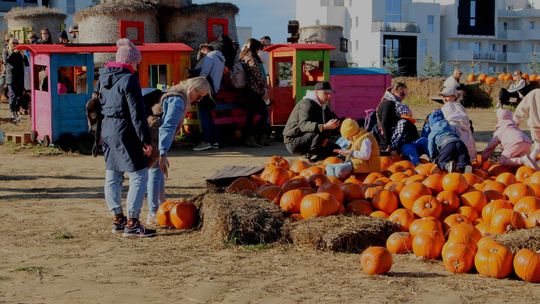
(244, 90, 268, 137)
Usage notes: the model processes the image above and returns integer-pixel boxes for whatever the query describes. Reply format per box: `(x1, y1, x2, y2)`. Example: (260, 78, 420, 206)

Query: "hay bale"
(493, 227, 540, 254)
(5, 7, 66, 44)
(199, 193, 284, 246)
(283, 215, 399, 253)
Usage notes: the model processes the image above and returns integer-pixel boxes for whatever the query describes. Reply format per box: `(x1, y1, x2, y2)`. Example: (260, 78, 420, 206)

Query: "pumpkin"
(156, 201, 177, 227)
(478, 73, 487, 83)
(483, 189, 506, 202)
(344, 175, 363, 185)
(226, 177, 258, 194)
(266, 156, 289, 170)
(488, 164, 512, 177)
(526, 182, 540, 197)
(384, 181, 405, 195)
(473, 168, 490, 180)
(412, 231, 445, 259)
(475, 221, 491, 236)
(386, 232, 413, 254)
(526, 209, 540, 228)
(442, 242, 476, 273)
(404, 174, 427, 185)
(288, 213, 303, 221)
(323, 156, 343, 165)
(340, 183, 364, 203)
(261, 166, 290, 186)
(290, 159, 310, 174)
(516, 166, 535, 182)
(490, 209, 526, 234)
(280, 188, 314, 213)
(380, 156, 394, 171)
(363, 172, 385, 184)
(483, 180, 506, 193)
(503, 183, 535, 204)
(436, 190, 461, 214)
(388, 208, 416, 232)
(415, 163, 440, 176)
(360, 246, 393, 275)
(374, 176, 392, 186)
(466, 73, 476, 83)
(447, 223, 482, 246)
(495, 172, 517, 186)
(390, 172, 409, 182)
(169, 201, 197, 229)
(256, 185, 283, 205)
(372, 189, 399, 214)
(346, 199, 373, 216)
(327, 176, 343, 185)
(530, 74, 538, 82)
(307, 174, 330, 188)
(443, 214, 472, 232)
(442, 173, 469, 194)
(522, 73, 530, 81)
(481, 199, 513, 222)
(514, 196, 540, 225)
(370, 210, 389, 219)
(459, 190, 487, 213)
(364, 186, 384, 200)
(513, 248, 540, 283)
(399, 182, 432, 210)
(249, 175, 268, 187)
(503, 73, 512, 81)
(300, 192, 340, 219)
(529, 171, 540, 184)
(412, 195, 443, 218)
(462, 173, 483, 186)
(485, 76, 497, 85)
(421, 174, 444, 194)
(318, 182, 345, 204)
(474, 242, 514, 278)
(457, 206, 480, 222)
(282, 176, 311, 192)
(409, 217, 443, 236)
(300, 166, 325, 178)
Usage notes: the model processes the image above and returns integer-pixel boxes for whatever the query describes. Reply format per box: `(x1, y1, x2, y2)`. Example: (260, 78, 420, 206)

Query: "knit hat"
(340, 118, 361, 138)
(115, 38, 141, 65)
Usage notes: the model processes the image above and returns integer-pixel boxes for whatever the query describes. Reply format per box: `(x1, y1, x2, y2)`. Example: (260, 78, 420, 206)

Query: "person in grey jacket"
(97, 38, 155, 238)
(283, 81, 340, 162)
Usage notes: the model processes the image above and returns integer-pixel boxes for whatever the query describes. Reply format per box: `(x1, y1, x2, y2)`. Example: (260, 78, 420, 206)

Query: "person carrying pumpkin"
(390, 103, 422, 165)
(427, 109, 472, 173)
(326, 118, 380, 179)
(482, 108, 538, 169)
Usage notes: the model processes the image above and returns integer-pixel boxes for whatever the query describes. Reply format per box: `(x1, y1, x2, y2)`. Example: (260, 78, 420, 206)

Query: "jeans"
(7, 84, 22, 113)
(401, 143, 420, 166)
(147, 163, 165, 217)
(437, 141, 471, 171)
(244, 90, 268, 138)
(326, 161, 353, 179)
(104, 168, 148, 219)
(285, 132, 340, 159)
(197, 100, 218, 144)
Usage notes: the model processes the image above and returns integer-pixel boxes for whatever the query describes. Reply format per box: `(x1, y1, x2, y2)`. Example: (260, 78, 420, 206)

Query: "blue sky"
(196, 0, 295, 43)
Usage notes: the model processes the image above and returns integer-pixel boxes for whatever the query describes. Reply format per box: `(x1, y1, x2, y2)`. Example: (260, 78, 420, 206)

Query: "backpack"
(230, 61, 247, 89)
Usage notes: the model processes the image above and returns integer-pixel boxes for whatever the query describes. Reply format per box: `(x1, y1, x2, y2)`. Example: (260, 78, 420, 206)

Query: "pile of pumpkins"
(228, 155, 540, 282)
(156, 198, 197, 229)
(467, 72, 539, 86)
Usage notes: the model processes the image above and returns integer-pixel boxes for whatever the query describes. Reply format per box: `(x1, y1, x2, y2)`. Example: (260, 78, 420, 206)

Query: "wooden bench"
(5, 132, 33, 145)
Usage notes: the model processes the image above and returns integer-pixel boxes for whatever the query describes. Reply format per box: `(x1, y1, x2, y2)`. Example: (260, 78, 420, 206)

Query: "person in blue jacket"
(427, 109, 472, 173)
(97, 38, 154, 237)
(145, 77, 212, 225)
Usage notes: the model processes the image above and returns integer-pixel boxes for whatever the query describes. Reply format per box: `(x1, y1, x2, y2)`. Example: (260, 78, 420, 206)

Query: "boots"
(245, 136, 262, 147)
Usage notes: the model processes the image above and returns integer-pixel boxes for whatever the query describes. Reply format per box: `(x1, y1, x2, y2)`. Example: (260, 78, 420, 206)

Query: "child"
(427, 110, 472, 173)
(514, 88, 540, 162)
(391, 103, 421, 165)
(326, 118, 380, 179)
(440, 87, 477, 161)
(483, 109, 538, 169)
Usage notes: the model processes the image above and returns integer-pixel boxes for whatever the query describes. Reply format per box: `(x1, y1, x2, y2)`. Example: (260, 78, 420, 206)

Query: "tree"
(528, 53, 540, 74)
(383, 52, 402, 77)
(421, 55, 444, 77)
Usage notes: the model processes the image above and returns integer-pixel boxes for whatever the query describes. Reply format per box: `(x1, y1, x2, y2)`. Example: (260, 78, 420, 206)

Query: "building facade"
(297, 0, 540, 76)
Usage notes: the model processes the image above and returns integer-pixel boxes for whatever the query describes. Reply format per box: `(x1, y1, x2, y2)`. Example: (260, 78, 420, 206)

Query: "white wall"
(236, 26, 252, 46)
(48, 0, 95, 27)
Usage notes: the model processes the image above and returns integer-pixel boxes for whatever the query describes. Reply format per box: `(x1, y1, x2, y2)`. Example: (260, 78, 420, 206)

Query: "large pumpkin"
(280, 188, 314, 213)
(513, 248, 540, 283)
(346, 199, 373, 216)
(490, 209, 526, 234)
(226, 177, 258, 194)
(399, 182, 432, 210)
(386, 232, 413, 254)
(442, 173, 469, 194)
(372, 189, 399, 214)
(409, 217, 443, 236)
(474, 242, 514, 278)
(388, 208, 416, 232)
(412, 231, 445, 259)
(261, 166, 290, 186)
(422, 174, 444, 194)
(341, 183, 364, 203)
(436, 190, 460, 214)
(256, 185, 283, 205)
(169, 201, 197, 229)
(460, 190, 488, 213)
(442, 242, 476, 273)
(447, 223, 482, 246)
(411, 195, 443, 218)
(300, 192, 340, 218)
(318, 182, 345, 204)
(514, 196, 540, 226)
(360, 246, 393, 275)
(282, 176, 311, 193)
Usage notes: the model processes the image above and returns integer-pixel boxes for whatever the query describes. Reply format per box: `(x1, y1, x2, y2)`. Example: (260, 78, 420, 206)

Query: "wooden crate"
(206, 165, 264, 193)
(5, 132, 33, 145)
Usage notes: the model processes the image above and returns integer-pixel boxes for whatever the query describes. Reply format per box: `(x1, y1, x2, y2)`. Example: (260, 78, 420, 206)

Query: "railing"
(497, 53, 508, 62)
(473, 52, 496, 61)
(372, 21, 420, 33)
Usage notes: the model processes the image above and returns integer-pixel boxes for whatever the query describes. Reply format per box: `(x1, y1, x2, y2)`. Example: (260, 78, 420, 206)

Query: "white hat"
(439, 86, 458, 97)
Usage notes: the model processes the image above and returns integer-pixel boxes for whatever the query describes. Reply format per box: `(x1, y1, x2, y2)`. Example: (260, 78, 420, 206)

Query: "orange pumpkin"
(266, 156, 289, 170)
(340, 183, 364, 203)
(307, 173, 330, 188)
(513, 196, 540, 227)
(477, 236, 498, 249)
(526, 209, 540, 228)
(411, 195, 443, 218)
(280, 188, 314, 213)
(412, 231, 445, 259)
(503, 73, 512, 81)
(386, 232, 413, 254)
(380, 156, 394, 171)
(456, 206, 480, 222)
(282, 176, 311, 192)
(466, 73, 476, 83)
(503, 183, 535, 204)
(442, 242, 476, 273)
(490, 209, 526, 234)
(226, 177, 258, 194)
(478, 73, 487, 83)
(530, 74, 538, 82)
(389, 172, 410, 182)
(346, 199, 373, 216)
(475, 221, 491, 236)
(323, 156, 343, 165)
(288, 213, 303, 221)
(526, 182, 540, 197)
(513, 248, 540, 283)
(384, 181, 405, 195)
(156, 201, 178, 227)
(442, 173, 469, 194)
(370, 210, 389, 219)
(516, 166, 535, 182)
(447, 223, 482, 246)
(249, 174, 268, 187)
(474, 242, 514, 278)
(388, 208, 416, 232)
(485, 76, 497, 85)
(344, 175, 363, 185)
(374, 176, 392, 186)
(481, 199, 513, 222)
(459, 190, 487, 213)
(290, 159, 310, 174)
(360, 246, 393, 275)
(443, 213, 472, 232)
(256, 185, 283, 205)
(261, 166, 290, 186)
(399, 182, 432, 210)
(409, 217, 443, 236)
(415, 163, 440, 176)
(495, 172, 517, 186)
(436, 190, 460, 214)
(488, 164, 512, 177)
(522, 73, 530, 81)
(404, 174, 427, 185)
(421, 174, 444, 194)
(364, 185, 384, 200)
(169, 201, 197, 229)
(462, 173, 483, 187)
(363, 172, 386, 184)
(372, 189, 399, 214)
(300, 192, 340, 219)
(300, 166, 325, 178)
(483, 180, 506, 193)
(483, 189, 506, 202)
(318, 182, 345, 204)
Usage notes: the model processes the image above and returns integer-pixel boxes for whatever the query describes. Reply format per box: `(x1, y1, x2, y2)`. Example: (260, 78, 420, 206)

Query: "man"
(283, 81, 340, 161)
(497, 70, 526, 107)
(443, 69, 465, 102)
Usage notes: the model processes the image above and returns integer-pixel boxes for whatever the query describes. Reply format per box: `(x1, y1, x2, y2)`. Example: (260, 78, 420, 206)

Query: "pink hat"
(115, 38, 141, 65)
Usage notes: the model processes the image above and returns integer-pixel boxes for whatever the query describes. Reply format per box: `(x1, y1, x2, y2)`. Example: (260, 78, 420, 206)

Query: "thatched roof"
(174, 3, 239, 17)
(75, 0, 157, 22)
(5, 6, 66, 20)
(301, 25, 343, 31)
(101, 0, 188, 9)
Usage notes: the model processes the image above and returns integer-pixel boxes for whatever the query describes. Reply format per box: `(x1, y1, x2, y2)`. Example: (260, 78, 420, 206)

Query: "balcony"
(506, 52, 524, 63)
(499, 9, 540, 18)
(371, 21, 420, 33)
(524, 30, 540, 40)
(473, 52, 496, 61)
(445, 49, 473, 61)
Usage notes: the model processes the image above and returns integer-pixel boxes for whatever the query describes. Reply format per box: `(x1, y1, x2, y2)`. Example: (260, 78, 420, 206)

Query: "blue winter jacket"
(158, 95, 186, 157)
(200, 50, 225, 94)
(427, 110, 461, 159)
(98, 67, 151, 172)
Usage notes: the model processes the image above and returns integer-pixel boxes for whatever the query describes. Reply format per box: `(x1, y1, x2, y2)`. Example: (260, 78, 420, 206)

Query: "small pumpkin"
(370, 210, 389, 219)
(323, 156, 343, 165)
(513, 196, 540, 226)
(386, 232, 413, 254)
(256, 185, 283, 205)
(388, 208, 416, 232)
(443, 213, 472, 232)
(516, 166, 535, 182)
(344, 175, 363, 185)
(462, 173, 483, 186)
(503, 183, 535, 204)
(457, 206, 479, 222)
(226, 177, 258, 194)
(346, 199, 373, 216)
(156, 201, 178, 227)
(266, 156, 290, 170)
(415, 162, 440, 176)
(513, 248, 540, 283)
(442, 242, 476, 273)
(318, 182, 345, 204)
(299, 166, 325, 178)
(360, 246, 393, 275)
(384, 181, 405, 196)
(341, 183, 364, 203)
(290, 159, 310, 174)
(447, 223, 482, 246)
(372, 189, 399, 214)
(261, 166, 290, 186)
(475, 221, 491, 236)
(460, 190, 487, 213)
(300, 192, 340, 219)
(364, 185, 384, 200)
(481, 199, 513, 222)
(169, 201, 197, 229)
(399, 182, 432, 210)
(327, 176, 343, 185)
(280, 188, 314, 213)
(489, 209, 526, 234)
(409, 217, 443, 236)
(474, 242, 514, 278)
(363, 172, 386, 184)
(411, 195, 443, 218)
(282, 176, 311, 193)
(308, 173, 330, 188)
(495, 172, 517, 186)
(442, 173, 469, 194)
(526, 209, 540, 228)
(422, 174, 444, 194)
(412, 231, 445, 259)
(436, 190, 460, 214)
(390, 172, 410, 182)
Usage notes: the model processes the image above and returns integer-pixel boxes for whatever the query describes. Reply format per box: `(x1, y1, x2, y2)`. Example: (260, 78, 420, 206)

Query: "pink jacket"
(483, 109, 532, 159)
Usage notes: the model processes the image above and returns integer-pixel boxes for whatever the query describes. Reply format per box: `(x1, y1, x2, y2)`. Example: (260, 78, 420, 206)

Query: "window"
(34, 65, 48, 92)
(149, 65, 169, 88)
(473, 42, 481, 54)
(419, 38, 427, 56)
(320, 0, 329, 6)
(334, 0, 344, 6)
(385, 0, 401, 23)
(502, 44, 507, 53)
(470, 0, 476, 27)
(355, 17, 359, 27)
(57, 66, 88, 94)
(491, 44, 496, 52)
(503, 22, 508, 31)
(340, 37, 348, 52)
(384, 38, 399, 57)
(427, 15, 434, 33)
(532, 43, 536, 53)
(530, 21, 535, 29)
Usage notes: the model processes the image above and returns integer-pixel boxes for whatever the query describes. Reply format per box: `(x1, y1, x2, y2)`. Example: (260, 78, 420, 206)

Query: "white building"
(236, 26, 252, 46)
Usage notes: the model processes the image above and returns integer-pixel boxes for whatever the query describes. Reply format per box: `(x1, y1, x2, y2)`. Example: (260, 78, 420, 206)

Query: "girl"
(5, 38, 24, 120)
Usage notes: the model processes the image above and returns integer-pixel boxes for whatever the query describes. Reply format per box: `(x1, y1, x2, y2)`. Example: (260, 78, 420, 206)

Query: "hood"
(99, 63, 133, 90)
(207, 50, 225, 63)
(341, 118, 361, 138)
(428, 109, 445, 127)
(496, 108, 517, 129)
(304, 90, 325, 108)
(383, 90, 401, 103)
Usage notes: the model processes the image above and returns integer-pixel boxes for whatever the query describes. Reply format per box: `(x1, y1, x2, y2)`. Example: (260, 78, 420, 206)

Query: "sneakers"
(445, 161, 457, 173)
(123, 220, 157, 238)
(212, 143, 219, 150)
(463, 165, 473, 173)
(111, 215, 127, 234)
(193, 142, 212, 151)
(146, 213, 157, 226)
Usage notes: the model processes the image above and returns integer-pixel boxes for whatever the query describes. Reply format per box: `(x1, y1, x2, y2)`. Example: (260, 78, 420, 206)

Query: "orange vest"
(349, 132, 381, 173)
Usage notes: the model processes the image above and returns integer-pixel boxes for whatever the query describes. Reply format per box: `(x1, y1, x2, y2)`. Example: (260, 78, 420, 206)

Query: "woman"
(98, 38, 154, 237)
(375, 82, 408, 152)
(146, 77, 212, 224)
(36, 27, 52, 44)
(5, 38, 24, 120)
(239, 38, 269, 147)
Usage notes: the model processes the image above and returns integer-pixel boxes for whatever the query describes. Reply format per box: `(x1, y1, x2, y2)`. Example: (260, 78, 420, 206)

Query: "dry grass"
(5, 6, 66, 19)
(174, 3, 239, 17)
(283, 215, 399, 253)
(492, 227, 540, 254)
(199, 193, 284, 246)
(75, 0, 156, 21)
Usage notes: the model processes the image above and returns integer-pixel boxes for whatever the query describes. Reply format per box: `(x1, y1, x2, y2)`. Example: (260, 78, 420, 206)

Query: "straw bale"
(75, 1, 156, 22)
(5, 7, 66, 19)
(283, 215, 399, 253)
(5, 7, 66, 43)
(492, 227, 540, 254)
(199, 193, 284, 246)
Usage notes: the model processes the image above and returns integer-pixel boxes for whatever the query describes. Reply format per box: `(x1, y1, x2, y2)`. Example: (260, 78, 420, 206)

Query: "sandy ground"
(1, 101, 539, 304)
